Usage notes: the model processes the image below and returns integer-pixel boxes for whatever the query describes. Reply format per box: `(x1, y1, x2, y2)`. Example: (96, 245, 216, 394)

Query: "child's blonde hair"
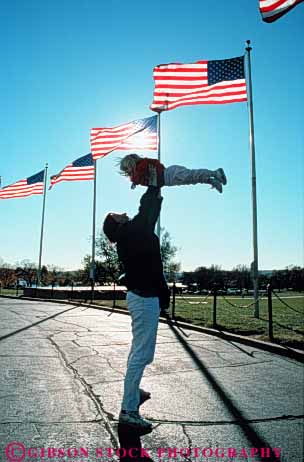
(119, 153, 141, 176)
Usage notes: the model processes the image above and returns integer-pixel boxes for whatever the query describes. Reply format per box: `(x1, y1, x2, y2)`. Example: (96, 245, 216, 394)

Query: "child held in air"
(119, 154, 227, 193)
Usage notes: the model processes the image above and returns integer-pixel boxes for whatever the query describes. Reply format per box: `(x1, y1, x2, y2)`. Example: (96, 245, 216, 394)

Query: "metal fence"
(170, 282, 303, 344)
(1, 281, 302, 346)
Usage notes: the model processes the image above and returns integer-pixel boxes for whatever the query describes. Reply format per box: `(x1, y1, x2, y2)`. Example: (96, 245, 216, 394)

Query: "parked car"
(200, 289, 209, 295)
(217, 289, 227, 295)
(227, 288, 241, 295)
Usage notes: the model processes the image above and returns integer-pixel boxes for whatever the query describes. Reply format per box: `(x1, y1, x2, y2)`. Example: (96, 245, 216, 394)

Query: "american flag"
(259, 0, 303, 22)
(0, 170, 44, 200)
(91, 116, 157, 161)
(50, 153, 94, 189)
(150, 56, 247, 112)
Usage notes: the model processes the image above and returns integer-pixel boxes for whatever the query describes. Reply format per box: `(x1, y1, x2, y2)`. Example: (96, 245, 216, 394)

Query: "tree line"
(182, 264, 304, 292)
(1, 231, 303, 291)
(0, 229, 180, 288)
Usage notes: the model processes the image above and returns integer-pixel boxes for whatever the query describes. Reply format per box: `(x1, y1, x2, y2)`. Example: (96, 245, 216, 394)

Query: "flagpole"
(156, 111, 161, 238)
(37, 163, 48, 286)
(245, 40, 259, 318)
(90, 159, 97, 299)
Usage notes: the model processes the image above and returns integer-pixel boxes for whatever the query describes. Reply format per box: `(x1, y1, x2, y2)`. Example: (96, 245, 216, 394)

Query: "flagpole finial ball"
(152, 107, 164, 114)
(246, 40, 252, 52)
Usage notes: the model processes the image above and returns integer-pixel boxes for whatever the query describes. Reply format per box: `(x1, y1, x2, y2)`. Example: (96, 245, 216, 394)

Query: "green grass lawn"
(93, 292, 304, 349)
(171, 293, 304, 349)
(0, 288, 24, 297)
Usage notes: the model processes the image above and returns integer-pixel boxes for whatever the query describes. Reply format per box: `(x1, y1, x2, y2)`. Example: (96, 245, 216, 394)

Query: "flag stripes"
(150, 57, 247, 112)
(0, 170, 44, 200)
(259, 0, 304, 22)
(50, 153, 95, 189)
(90, 116, 157, 161)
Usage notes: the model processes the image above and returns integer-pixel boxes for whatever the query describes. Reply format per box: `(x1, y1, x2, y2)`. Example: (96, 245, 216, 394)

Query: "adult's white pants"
(121, 291, 160, 411)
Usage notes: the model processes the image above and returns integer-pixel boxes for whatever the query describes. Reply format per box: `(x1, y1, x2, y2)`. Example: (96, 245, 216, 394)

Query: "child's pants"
(164, 165, 213, 186)
(121, 291, 160, 411)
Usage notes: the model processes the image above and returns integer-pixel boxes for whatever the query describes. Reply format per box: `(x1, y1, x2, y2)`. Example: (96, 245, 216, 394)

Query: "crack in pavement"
(89, 360, 279, 384)
(186, 341, 257, 359)
(0, 419, 103, 425)
(154, 351, 274, 369)
(252, 351, 304, 367)
(103, 357, 125, 378)
(90, 380, 123, 386)
(52, 318, 92, 332)
(0, 354, 58, 358)
(69, 353, 99, 367)
(4, 387, 90, 396)
(8, 309, 35, 319)
(202, 359, 274, 368)
(90, 345, 103, 356)
(73, 339, 130, 347)
(9, 307, 52, 317)
(66, 342, 126, 378)
(181, 425, 193, 462)
(66, 349, 125, 382)
(32, 422, 41, 438)
(146, 414, 304, 426)
(65, 341, 122, 372)
(48, 334, 119, 448)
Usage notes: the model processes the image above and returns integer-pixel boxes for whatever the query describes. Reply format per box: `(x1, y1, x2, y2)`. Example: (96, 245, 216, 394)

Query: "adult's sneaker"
(119, 410, 152, 432)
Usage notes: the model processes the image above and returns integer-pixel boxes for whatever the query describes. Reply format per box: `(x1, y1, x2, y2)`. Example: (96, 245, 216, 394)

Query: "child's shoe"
(209, 178, 223, 193)
(214, 168, 227, 185)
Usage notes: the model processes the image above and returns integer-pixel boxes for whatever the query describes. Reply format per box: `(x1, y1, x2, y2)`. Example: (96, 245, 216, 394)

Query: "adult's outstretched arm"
(134, 186, 162, 232)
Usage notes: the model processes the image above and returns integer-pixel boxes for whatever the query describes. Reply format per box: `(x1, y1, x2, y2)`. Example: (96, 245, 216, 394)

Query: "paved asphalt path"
(0, 298, 303, 462)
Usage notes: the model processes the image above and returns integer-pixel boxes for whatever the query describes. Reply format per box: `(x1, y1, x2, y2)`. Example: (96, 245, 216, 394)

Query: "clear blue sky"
(1, 0, 303, 271)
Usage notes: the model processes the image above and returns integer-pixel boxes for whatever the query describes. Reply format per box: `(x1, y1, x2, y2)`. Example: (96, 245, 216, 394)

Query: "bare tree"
(15, 259, 37, 287)
(0, 258, 16, 287)
(160, 229, 180, 281)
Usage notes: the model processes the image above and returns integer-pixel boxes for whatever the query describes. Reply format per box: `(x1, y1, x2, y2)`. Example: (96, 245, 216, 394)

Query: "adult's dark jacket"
(116, 186, 169, 308)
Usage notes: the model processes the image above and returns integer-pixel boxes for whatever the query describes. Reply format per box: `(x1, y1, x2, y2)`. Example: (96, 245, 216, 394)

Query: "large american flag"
(259, 0, 303, 22)
(50, 153, 94, 189)
(0, 170, 44, 200)
(91, 116, 157, 161)
(150, 56, 247, 112)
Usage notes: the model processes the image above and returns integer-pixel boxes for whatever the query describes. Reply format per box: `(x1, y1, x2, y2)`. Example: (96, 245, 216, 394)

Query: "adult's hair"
(103, 213, 119, 243)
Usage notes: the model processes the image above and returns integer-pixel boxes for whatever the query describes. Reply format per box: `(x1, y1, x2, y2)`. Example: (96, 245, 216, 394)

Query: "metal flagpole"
(37, 163, 48, 286)
(156, 111, 161, 238)
(245, 40, 259, 318)
(90, 159, 97, 300)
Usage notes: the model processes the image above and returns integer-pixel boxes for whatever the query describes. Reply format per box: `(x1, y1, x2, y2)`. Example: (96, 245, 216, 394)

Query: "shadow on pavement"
(0, 305, 78, 341)
(118, 423, 154, 462)
(167, 319, 282, 462)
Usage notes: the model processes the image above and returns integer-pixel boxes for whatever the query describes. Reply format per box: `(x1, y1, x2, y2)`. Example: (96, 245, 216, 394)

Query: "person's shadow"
(118, 423, 154, 462)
